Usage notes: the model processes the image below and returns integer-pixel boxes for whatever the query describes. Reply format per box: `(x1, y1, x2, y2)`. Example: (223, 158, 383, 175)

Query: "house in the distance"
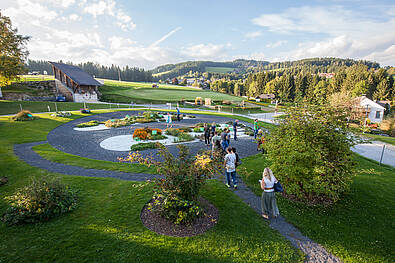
(50, 62, 103, 102)
(352, 96, 385, 123)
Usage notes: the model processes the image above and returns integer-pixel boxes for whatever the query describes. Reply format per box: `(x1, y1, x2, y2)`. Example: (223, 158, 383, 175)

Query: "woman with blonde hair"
(260, 167, 279, 219)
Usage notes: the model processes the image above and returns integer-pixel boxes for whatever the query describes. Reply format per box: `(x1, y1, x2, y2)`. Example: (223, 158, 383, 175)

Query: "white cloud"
(4, 0, 57, 24)
(82, 0, 136, 31)
(253, 6, 395, 66)
(182, 43, 231, 60)
(68, 14, 81, 21)
(244, 31, 262, 39)
(266, 40, 287, 48)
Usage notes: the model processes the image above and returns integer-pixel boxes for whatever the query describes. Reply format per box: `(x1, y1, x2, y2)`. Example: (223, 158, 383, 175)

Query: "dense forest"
(26, 60, 153, 82)
(211, 63, 394, 103)
(151, 59, 269, 80)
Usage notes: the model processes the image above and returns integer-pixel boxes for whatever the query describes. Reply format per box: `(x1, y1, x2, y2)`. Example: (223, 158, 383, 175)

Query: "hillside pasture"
(205, 66, 235, 73)
(99, 79, 242, 104)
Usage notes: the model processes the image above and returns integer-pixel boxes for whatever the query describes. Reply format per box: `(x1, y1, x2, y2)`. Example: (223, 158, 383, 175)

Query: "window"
(375, 111, 381, 119)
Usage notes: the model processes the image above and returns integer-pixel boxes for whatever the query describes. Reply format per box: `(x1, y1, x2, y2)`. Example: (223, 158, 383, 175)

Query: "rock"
(0, 177, 8, 186)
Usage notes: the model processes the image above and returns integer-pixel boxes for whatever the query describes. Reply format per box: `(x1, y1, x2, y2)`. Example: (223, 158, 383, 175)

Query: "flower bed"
(12, 110, 35, 121)
(130, 142, 163, 151)
(76, 120, 102, 128)
(133, 128, 163, 141)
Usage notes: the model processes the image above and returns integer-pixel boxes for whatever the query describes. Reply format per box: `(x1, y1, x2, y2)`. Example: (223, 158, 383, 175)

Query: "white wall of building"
(360, 98, 385, 123)
(73, 92, 98, 103)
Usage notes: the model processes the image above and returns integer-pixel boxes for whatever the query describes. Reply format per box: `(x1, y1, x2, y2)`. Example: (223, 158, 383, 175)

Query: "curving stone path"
(13, 112, 341, 263)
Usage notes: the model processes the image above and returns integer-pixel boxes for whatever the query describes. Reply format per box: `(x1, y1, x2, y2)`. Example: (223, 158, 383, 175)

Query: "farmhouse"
(352, 96, 385, 123)
(50, 62, 103, 102)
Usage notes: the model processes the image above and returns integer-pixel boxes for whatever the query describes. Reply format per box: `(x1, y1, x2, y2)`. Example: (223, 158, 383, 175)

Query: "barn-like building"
(50, 62, 103, 102)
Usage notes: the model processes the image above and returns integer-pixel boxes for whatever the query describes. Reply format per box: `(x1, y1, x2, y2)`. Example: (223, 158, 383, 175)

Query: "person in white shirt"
(260, 167, 279, 219)
(223, 147, 237, 189)
(166, 112, 172, 128)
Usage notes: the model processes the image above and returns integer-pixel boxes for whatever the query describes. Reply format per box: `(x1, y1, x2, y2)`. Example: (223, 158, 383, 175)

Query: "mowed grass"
(361, 133, 395, 146)
(0, 111, 302, 263)
(239, 153, 395, 262)
(32, 143, 157, 175)
(205, 67, 235, 73)
(13, 75, 55, 82)
(0, 100, 135, 115)
(99, 80, 242, 104)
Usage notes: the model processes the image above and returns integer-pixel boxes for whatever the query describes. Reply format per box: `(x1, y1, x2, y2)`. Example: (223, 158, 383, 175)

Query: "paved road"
(352, 140, 395, 167)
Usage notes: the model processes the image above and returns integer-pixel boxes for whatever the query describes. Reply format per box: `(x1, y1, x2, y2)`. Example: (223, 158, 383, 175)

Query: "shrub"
(265, 105, 358, 204)
(178, 127, 192, 133)
(147, 134, 167, 140)
(104, 119, 132, 128)
(80, 108, 91, 114)
(50, 111, 71, 118)
(133, 128, 149, 140)
(121, 145, 223, 224)
(12, 110, 35, 121)
(76, 120, 102, 128)
(165, 128, 181, 136)
(2, 177, 77, 225)
(130, 142, 162, 151)
(174, 133, 194, 143)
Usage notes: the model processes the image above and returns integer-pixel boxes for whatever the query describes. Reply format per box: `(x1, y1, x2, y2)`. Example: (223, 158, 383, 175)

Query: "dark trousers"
(204, 133, 210, 144)
(234, 129, 237, 140)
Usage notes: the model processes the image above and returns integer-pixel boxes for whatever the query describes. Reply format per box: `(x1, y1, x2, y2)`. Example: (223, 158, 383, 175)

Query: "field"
(13, 75, 54, 82)
(0, 110, 302, 262)
(239, 154, 395, 262)
(205, 67, 235, 73)
(99, 79, 243, 104)
(0, 100, 135, 115)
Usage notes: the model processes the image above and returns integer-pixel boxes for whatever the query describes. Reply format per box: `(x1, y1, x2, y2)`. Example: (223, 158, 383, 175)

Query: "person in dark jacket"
(233, 120, 238, 141)
(204, 123, 211, 145)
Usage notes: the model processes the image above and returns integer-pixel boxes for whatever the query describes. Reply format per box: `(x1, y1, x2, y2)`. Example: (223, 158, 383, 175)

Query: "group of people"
(165, 107, 181, 128)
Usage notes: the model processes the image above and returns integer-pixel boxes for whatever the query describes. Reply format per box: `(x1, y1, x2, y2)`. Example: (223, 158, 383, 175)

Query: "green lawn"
(13, 75, 55, 82)
(205, 67, 235, 73)
(361, 133, 395, 146)
(99, 80, 242, 104)
(0, 111, 302, 263)
(0, 100, 135, 115)
(238, 153, 395, 263)
(33, 143, 156, 175)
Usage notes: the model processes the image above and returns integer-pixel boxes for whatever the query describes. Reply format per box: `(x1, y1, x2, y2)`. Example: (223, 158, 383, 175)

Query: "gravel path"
(14, 141, 160, 181)
(46, 111, 258, 161)
(13, 111, 342, 262)
(229, 179, 342, 263)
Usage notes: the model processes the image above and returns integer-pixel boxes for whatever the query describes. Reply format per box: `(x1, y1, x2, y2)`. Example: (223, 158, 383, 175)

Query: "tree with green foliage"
(373, 78, 391, 100)
(265, 105, 357, 204)
(0, 11, 30, 86)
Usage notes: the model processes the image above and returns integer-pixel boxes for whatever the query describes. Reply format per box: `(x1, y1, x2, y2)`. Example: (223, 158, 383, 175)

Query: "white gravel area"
(73, 124, 110, 131)
(100, 134, 201, 151)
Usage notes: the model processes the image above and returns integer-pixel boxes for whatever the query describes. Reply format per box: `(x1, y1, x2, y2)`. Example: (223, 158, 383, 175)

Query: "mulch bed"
(140, 197, 219, 237)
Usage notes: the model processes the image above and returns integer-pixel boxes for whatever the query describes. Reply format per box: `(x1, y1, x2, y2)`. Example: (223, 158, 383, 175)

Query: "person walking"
(224, 147, 237, 189)
(233, 120, 238, 141)
(221, 128, 229, 151)
(204, 123, 211, 146)
(211, 131, 221, 154)
(260, 167, 279, 219)
(210, 122, 216, 140)
(166, 112, 173, 128)
(253, 119, 259, 139)
(176, 107, 181, 121)
(226, 129, 231, 146)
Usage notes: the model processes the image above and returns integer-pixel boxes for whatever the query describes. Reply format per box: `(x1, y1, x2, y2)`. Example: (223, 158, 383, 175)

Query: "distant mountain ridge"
(150, 57, 380, 80)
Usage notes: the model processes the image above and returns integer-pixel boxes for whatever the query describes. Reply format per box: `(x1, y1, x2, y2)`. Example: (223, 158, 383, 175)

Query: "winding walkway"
(13, 112, 342, 263)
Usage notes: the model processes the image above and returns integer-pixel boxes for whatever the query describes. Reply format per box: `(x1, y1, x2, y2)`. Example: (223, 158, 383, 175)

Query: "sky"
(2, 0, 395, 69)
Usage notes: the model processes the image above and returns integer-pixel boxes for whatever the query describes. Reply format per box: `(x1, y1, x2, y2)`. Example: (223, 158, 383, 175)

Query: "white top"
(166, 115, 172, 123)
(224, 153, 236, 172)
(263, 175, 277, 192)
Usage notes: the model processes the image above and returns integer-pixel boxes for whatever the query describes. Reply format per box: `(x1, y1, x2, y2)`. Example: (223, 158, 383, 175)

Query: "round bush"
(12, 110, 35, 121)
(2, 177, 77, 225)
(266, 105, 357, 204)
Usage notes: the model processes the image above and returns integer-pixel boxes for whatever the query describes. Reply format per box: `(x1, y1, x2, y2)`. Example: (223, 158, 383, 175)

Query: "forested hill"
(150, 59, 270, 80)
(262, 57, 380, 73)
(26, 60, 153, 82)
(150, 58, 380, 80)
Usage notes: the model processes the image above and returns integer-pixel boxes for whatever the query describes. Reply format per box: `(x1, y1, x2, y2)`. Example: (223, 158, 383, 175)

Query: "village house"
(50, 62, 103, 103)
(352, 96, 385, 123)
